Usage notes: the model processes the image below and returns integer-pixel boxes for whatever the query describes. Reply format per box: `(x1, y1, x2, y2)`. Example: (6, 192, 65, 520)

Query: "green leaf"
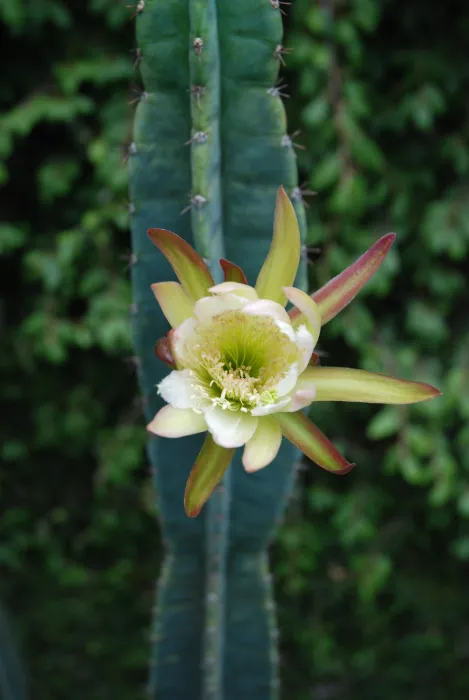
(367, 406, 402, 440)
(311, 152, 341, 190)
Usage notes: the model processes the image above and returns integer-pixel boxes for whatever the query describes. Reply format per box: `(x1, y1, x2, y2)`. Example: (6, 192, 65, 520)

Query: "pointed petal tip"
(147, 227, 174, 245)
(255, 186, 301, 305)
(278, 412, 352, 474)
(333, 462, 356, 475)
(184, 500, 202, 518)
(146, 420, 157, 436)
(422, 384, 442, 399)
(382, 232, 397, 246)
(219, 258, 248, 284)
(376, 232, 397, 256)
(146, 416, 162, 437)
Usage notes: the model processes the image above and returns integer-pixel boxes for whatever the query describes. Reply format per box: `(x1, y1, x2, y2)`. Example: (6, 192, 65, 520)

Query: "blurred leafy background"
(1, 0, 468, 698)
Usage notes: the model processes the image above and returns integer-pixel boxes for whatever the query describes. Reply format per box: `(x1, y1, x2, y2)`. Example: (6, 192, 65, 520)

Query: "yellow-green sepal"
(276, 412, 354, 474)
(148, 228, 214, 301)
(298, 367, 441, 404)
(184, 435, 235, 517)
(255, 187, 301, 306)
(151, 281, 195, 328)
(289, 233, 396, 326)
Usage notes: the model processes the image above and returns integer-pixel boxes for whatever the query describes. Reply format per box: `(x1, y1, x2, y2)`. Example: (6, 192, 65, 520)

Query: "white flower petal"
(157, 369, 198, 409)
(251, 397, 291, 416)
(242, 299, 291, 324)
(242, 416, 283, 472)
(171, 317, 197, 364)
(193, 293, 246, 322)
(295, 324, 315, 372)
(209, 282, 258, 300)
(147, 406, 207, 437)
(286, 388, 316, 412)
(274, 362, 299, 397)
(274, 319, 296, 341)
(283, 286, 321, 344)
(203, 406, 258, 448)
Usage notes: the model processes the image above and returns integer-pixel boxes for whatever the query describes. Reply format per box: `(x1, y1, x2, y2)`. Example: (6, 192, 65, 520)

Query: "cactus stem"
(273, 44, 291, 65)
(203, 476, 230, 700)
(193, 37, 205, 59)
(129, 0, 308, 696)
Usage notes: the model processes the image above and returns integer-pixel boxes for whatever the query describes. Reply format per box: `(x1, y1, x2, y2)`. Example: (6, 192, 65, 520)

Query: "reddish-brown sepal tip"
(219, 258, 248, 285)
(184, 502, 202, 518)
(154, 333, 176, 367)
(381, 232, 396, 247)
(333, 462, 356, 476)
(309, 352, 320, 366)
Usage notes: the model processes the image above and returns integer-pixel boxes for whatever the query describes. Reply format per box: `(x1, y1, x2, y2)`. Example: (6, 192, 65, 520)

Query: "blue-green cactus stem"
(188, 4, 228, 699)
(128, 1, 308, 698)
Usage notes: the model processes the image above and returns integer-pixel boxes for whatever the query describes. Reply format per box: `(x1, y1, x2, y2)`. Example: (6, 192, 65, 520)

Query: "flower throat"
(183, 311, 299, 411)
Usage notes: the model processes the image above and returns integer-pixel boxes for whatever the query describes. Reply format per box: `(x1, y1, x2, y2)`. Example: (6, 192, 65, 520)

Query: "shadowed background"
(1, 1, 469, 699)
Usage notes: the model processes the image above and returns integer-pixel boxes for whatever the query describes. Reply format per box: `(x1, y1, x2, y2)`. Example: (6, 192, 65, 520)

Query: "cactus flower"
(147, 187, 440, 516)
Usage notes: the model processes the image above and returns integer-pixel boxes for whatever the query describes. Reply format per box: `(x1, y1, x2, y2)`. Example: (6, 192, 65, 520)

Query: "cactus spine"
(128, 1, 307, 698)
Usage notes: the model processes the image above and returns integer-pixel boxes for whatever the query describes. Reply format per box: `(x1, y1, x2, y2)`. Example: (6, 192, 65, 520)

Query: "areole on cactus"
(147, 187, 441, 517)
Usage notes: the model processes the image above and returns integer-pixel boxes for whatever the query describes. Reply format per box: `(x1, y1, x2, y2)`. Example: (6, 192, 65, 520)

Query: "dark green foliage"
(1, 4, 159, 700)
(128, 2, 305, 697)
(1, 1, 469, 699)
(273, 1, 469, 698)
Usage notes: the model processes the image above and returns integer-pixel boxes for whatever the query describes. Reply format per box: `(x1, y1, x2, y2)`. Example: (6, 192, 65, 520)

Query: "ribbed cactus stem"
(188, 5, 229, 698)
(129, 1, 308, 698)
(203, 478, 230, 700)
(188, 0, 224, 266)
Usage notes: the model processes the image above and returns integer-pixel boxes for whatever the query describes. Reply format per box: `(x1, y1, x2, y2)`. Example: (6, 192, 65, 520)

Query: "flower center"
(180, 310, 299, 411)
